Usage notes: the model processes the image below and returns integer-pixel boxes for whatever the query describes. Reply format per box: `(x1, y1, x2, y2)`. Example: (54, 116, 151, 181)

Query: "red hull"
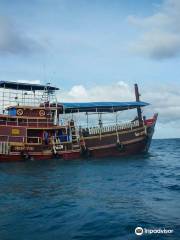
(89, 138, 148, 158)
(0, 151, 81, 162)
(0, 118, 157, 162)
(0, 137, 149, 161)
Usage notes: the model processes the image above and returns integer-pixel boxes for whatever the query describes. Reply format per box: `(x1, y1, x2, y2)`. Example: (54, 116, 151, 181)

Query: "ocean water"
(0, 139, 180, 240)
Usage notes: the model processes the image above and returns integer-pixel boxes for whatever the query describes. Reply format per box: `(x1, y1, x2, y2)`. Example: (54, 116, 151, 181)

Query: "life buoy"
(39, 109, 46, 117)
(17, 108, 23, 116)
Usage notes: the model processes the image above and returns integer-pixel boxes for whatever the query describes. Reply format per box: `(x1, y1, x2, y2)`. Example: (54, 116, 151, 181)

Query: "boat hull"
(0, 123, 155, 162)
(0, 151, 81, 162)
(88, 137, 149, 158)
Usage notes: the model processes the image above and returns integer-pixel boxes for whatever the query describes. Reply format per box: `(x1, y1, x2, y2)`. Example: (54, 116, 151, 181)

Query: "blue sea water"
(0, 139, 180, 240)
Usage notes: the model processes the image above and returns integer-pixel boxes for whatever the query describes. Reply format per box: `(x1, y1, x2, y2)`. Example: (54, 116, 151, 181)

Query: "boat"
(0, 81, 158, 161)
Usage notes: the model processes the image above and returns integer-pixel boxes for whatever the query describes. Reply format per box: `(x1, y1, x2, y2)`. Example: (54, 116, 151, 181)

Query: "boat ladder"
(51, 138, 63, 154)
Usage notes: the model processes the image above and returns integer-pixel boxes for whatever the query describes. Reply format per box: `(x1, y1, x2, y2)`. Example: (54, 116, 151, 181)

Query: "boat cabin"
(0, 81, 72, 148)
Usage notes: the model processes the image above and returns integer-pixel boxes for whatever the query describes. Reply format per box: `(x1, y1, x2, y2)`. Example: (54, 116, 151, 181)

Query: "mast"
(134, 83, 142, 123)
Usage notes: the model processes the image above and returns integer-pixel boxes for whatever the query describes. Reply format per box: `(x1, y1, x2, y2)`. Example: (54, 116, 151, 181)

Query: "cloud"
(0, 16, 42, 55)
(58, 81, 180, 124)
(143, 84, 180, 123)
(128, 0, 180, 60)
(59, 81, 134, 102)
(68, 85, 88, 99)
(131, 31, 180, 59)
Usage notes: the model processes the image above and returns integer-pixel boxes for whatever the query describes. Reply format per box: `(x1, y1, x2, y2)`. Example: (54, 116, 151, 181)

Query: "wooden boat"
(0, 81, 157, 161)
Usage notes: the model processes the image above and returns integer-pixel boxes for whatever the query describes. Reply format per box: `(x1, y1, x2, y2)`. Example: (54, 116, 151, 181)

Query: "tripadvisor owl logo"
(135, 227, 143, 236)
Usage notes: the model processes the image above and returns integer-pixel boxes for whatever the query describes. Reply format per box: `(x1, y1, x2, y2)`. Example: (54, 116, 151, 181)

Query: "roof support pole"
(98, 112, 102, 128)
(86, 112, 89, 128)
(114, 110, 120, 143)
(2, 88, 4, 113)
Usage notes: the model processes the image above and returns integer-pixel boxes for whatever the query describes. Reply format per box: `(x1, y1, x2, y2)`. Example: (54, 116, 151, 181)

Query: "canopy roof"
(0, 81, 59, 91)
(59, 101, 149, 113)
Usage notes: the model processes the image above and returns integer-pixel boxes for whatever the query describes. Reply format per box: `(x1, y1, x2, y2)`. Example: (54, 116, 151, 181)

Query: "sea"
(0, 139, 180, 240)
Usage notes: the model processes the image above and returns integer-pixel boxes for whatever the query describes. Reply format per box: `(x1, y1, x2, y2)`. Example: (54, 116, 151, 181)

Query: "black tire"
(116, 142, 124, 151)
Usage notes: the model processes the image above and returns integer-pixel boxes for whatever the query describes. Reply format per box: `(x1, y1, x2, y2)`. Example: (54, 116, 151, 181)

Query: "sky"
(0, 0, 180, 138)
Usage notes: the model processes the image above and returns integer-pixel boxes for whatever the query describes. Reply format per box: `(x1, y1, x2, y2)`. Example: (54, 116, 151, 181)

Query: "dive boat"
(0, 81, 157, 161)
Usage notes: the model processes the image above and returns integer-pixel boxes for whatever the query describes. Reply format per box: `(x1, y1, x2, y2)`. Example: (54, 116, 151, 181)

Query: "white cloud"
(143, 84, 180, 123)
(128, 0, 180, 59)
(68, 85, 88, 99)
(131, 31, 180, 59)
(58, 81, 180, 124)
(59, 81, 134, 102)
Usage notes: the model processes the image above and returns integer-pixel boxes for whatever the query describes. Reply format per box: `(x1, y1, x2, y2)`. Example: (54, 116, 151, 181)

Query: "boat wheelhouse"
(0, 81, 157, 161)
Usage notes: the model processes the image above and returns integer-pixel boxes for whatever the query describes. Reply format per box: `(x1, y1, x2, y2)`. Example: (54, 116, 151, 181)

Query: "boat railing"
(0, 135, 25, 143)
(87, 120, 139, 135)
(0, 135, 42, 144)
(50, 136, 71, 145)
(0, 118, 54, 127)
(0, 134, 71, 145)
